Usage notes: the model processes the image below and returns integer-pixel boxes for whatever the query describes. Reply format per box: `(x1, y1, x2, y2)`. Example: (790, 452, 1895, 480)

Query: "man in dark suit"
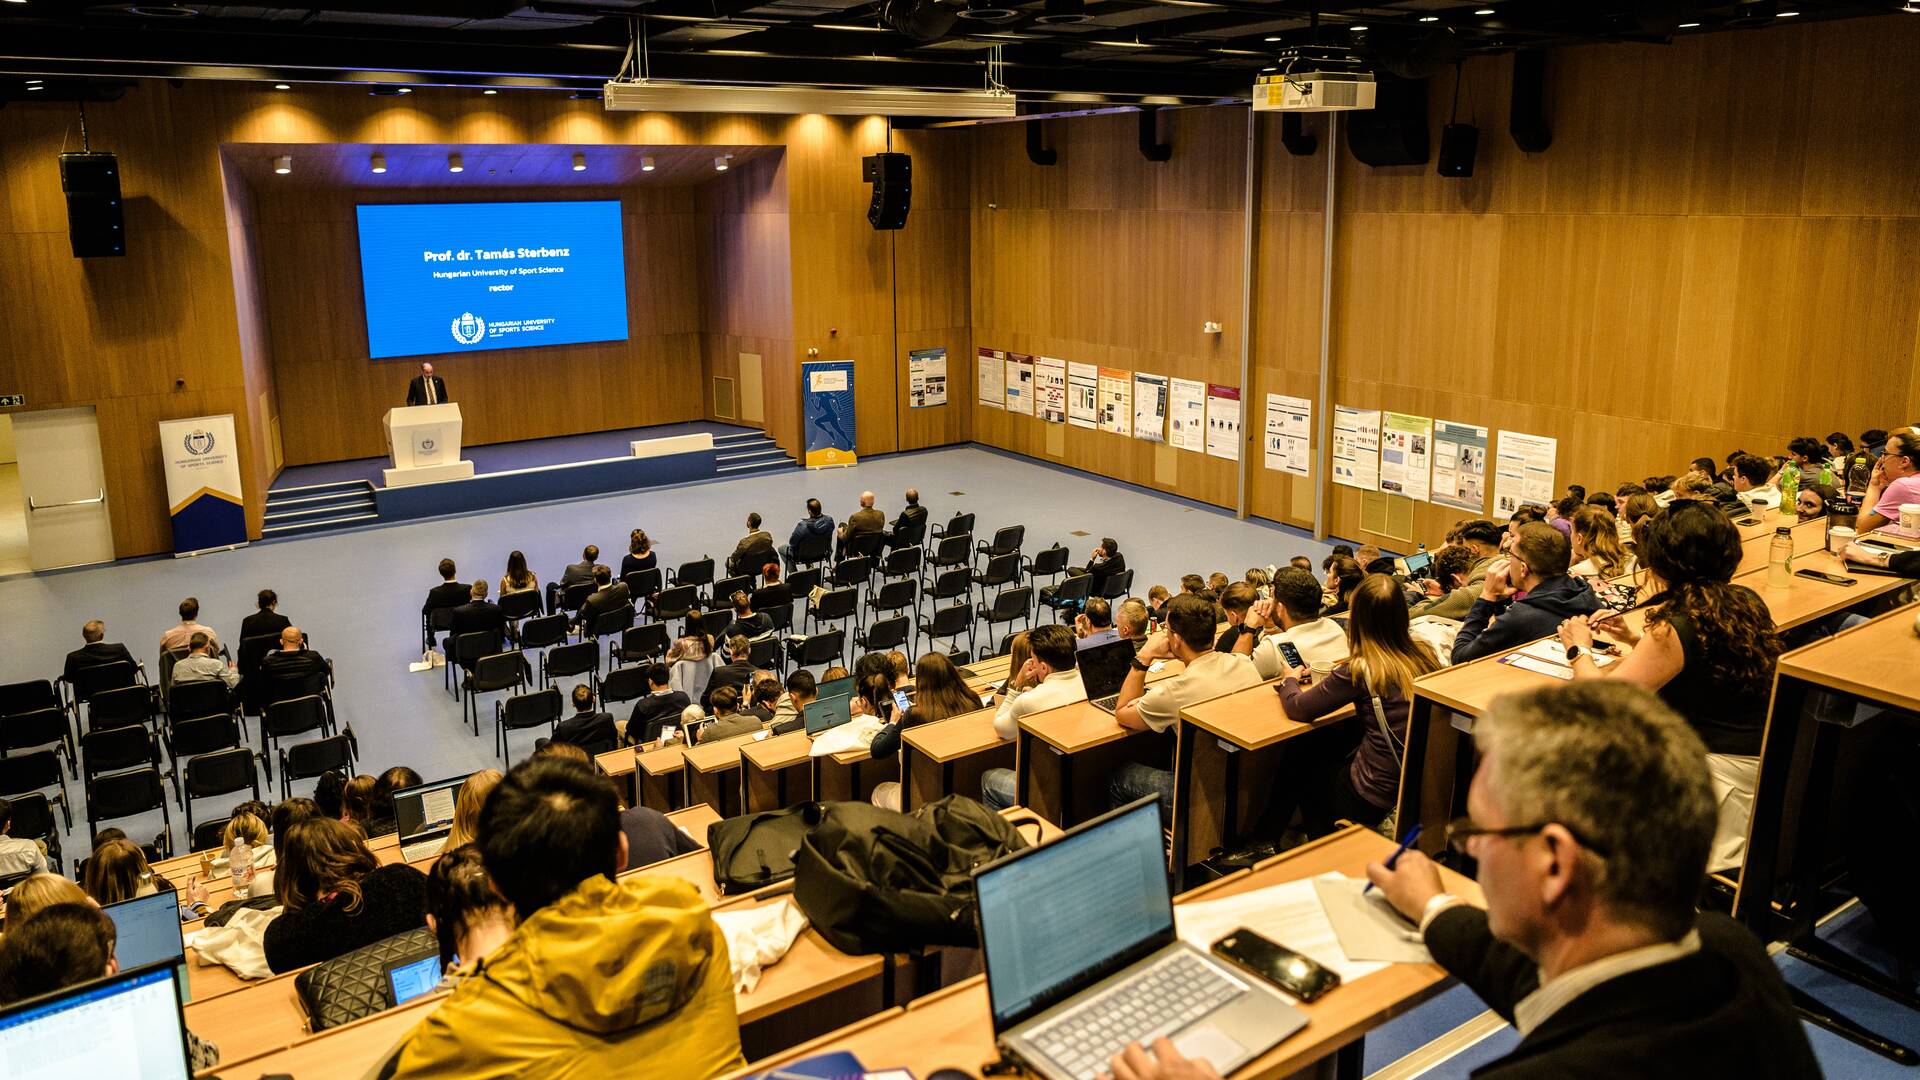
(241, 589, 292, 647)
(835, 490, 886, 560)
(726, 513, 775, 577)
(1116, 682, 1818, 1080)
(423, 559, 468, 617)
(885, 487, 929, 551)
(627, 664, 691, 746)
(1084, 537, 1127, 595)
(573, 566, 630, 635)
(449, 581, 509, 647)
(701, 636, 758, 711)
(543, 684, 617, 755)
(548, 545, 600, 612)
(405, 361, 449, 407)
(257, 626, 331, 707)
(63, 620, 135, 683)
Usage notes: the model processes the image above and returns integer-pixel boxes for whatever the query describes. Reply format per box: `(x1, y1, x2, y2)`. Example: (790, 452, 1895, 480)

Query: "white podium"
(382, 403, 476, 488)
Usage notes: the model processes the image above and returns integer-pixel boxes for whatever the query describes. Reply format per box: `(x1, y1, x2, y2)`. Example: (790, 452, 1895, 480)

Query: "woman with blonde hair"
(1569, 505, 1635, 580)
(220, 812, 277, 898)
(3, 873, 87, 926)
(443, 769, 503, 851)
(264, 818, 427, 973)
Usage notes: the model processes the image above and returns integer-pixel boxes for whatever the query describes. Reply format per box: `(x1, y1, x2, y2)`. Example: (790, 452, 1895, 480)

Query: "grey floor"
(7, 445, 1343, 859)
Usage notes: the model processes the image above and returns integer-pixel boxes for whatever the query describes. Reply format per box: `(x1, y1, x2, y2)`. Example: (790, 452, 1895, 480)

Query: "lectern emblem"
(451, 312, 487, 345)
(183, 430, 215, 456)
(420, 439, 436, 452)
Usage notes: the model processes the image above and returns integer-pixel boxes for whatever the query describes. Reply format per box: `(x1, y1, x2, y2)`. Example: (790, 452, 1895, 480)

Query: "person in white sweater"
(980, 625, 1085, 810)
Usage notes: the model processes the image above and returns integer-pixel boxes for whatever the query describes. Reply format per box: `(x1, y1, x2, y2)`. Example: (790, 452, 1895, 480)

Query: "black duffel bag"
(708, 804, 816, 894)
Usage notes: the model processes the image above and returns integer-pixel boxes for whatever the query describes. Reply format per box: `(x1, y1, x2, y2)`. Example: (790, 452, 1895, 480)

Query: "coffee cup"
(1828, 525, 1856, 555)
(1902, 503, 1920, 531)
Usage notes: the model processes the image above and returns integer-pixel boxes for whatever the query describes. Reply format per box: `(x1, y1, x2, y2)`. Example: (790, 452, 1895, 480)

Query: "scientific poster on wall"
(977, 348, 1005, 407)
(1431, 420, 1489, 511)
(1068, 362, 1099, 429)
(1331, 406, 1381, 490)
(907, 348, 947, 408)
(1133, 372, 1167, 442)
(1168, 378, 1207, 453)
(1005, 354, 1035, 415)
(1035, 356, 1067, 422)
(1205, 384, 1242, 461)
(1262, 394, 1312, 476)
(1097, 367, 1133, 437)
(1379, 411, 1434, 502)
(1493, 430, 1559, 514)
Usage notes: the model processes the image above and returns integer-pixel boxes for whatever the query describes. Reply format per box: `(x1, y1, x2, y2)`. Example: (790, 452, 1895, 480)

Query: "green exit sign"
(0, 395, 23, 407)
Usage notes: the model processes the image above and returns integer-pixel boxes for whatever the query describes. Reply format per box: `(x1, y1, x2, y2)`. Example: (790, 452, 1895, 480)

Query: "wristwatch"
(1130, 658, 1153, 673)
(1565, 644, 1591, 663)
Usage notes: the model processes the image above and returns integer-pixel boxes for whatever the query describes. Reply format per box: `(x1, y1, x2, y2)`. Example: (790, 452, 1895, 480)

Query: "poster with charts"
(1133, 372, 1167, 442)
(1379, 411, 1433, 503)
(1168, 378, 1207, 453)
(1097, 367, 1133, 437)
(1431, 420, 1489, 511)
(1068, 362, 1099, 429)
(1263, 393, 1312, 476)
(977, 348, 1005, 408)
(907, 348, 947, 408)
(1035, 355, 1067, 422)
(1205, 384, 1242, 461)
(1493, 430, 1558, 515)
(1005, 354, 1034, 415)
(1332, 406, 1381, 490)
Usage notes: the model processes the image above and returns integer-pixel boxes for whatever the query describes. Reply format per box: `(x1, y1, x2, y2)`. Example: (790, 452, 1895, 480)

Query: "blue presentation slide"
(355, 200, 629, 360)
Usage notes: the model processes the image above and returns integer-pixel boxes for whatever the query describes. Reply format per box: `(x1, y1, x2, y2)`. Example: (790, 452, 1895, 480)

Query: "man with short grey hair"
(171, 632, 239, 689)
(1113, 598, 1150, 653)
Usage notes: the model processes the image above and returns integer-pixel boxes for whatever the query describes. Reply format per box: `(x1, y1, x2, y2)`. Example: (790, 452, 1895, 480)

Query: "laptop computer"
(0, 962, 192, 1079)
(974, 798, 1305, 1080)
(1080, 638, 1141, 714)
(102, 890, 190, 1003)
(385, 948, 445, 1006)
(393, 774, 466, 863)
(802, 693, 853, 736)
(815, 674, 856, 702)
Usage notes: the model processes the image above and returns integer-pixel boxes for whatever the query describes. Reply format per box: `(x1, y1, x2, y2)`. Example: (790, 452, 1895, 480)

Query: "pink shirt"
(1872, 473, 1920, 523)
(159, 621, 221, 654)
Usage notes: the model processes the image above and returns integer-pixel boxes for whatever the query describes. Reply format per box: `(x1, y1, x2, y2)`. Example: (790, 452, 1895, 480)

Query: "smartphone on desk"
(1794, 568, 1857, 587)
(1212, 930, 1340, 1003)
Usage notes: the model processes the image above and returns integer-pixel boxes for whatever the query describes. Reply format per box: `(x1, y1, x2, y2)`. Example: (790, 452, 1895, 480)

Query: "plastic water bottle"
(1767, 527, 1793, 588)
(1819, 461, 1833, 487)
(229, 838, 255, 900)
(1779, 467, 1798, 518)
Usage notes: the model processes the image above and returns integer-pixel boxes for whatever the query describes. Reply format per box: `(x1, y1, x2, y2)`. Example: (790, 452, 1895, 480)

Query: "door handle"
(27, 489, 105, 511)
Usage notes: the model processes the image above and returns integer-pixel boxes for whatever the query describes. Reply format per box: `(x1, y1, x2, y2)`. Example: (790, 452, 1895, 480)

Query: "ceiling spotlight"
(27, 83, 43, 91)
(641, 156, 656, 172)
(1036, 0, 1091, 24)
(956, 0, 1020, 22)
(370, 152, 387, 174)
(448, 153, 464, 173)
(1775, 8, 1798, 14)
(482, 88, 498, 95)
(571, 152, 586, 172)
(26, 78, 42, 85)
(1348, 23, 1367, 31)
(1474, 7, 1496, 14)
(272, 155, 292, 175)
(1264, 35, 1281, 41)
(714, 155, 731, 172)
(274, 83, 291, 90)
(396, 87, 412, 94)
(1678, 20, 1700, 26)
(1418, 14, 1439, 22)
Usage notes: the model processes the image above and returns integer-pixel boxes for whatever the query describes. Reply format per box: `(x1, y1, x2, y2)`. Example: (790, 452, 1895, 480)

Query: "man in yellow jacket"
(393, 757, 744, 1078)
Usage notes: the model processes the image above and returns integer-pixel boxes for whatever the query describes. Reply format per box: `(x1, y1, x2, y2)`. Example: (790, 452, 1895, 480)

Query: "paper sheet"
(1311, 876, 1433, 964)
(1174, 875, 1389, 995)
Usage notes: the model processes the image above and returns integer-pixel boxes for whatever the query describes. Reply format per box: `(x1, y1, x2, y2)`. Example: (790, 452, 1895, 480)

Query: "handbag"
(293, 928, 438, 1032)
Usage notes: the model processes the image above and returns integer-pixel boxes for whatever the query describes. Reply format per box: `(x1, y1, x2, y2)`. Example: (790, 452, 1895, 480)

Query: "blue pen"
(1363, 824, 1423, 895)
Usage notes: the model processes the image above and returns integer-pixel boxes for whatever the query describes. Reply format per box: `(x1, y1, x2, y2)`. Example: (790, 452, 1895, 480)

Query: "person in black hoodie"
(1452, 523, 1601, 664)
(1118, 681, 1820, 1080)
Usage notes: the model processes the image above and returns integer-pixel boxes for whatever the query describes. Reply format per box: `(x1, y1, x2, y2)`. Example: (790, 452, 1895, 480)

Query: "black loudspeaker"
(1510, 49, 1553, 153)
(862, 152, 911, 231)
(1345, 77, 1429, 167)
(59, 152, 126, 258)
(1438, 122, 1479, 177)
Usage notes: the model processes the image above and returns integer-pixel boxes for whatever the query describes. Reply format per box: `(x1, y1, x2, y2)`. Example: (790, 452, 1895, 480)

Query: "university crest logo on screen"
(451, 312, 487, 346)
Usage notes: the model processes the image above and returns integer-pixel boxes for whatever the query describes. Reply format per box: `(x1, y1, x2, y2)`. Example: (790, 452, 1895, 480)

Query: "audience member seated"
(574, 565, 630, 634)
(258, 625, 328, 701)
(697, 685, 758, 744)
(1795, 482, 1838, 522)
(159, 596, 221, 655)
(723, 591, 773, 642)
(1452, 524, 1601, 664)
(1213, 582, 1257, 654)
(170, 631, 238, 689)
(1411, 520, 1502, 619)
(264, 818, 429, 973)
(886, 487, 928, 550)
(549, 544, 600, 611)
(835, 490, 886, 559)
(702, 635, 757, 710)
(443, 770, 501, 851)
(1568, 506, 1634, 580)
(543, 685, 617, 755)
(872, 653, 984, 761)
(1408, 546, 1476, 623)
(1546, 495, 1581, 540)
(751, 562, 792, 616)
(1111, 595, 1261, 821)
(529, 747, 708, 868)
(450, 581, 509, 644)
(500, 550, 539, 599)
(1857, 426, 1920, 533)
(0, 797, 49, 877)
(241, 589, 291, 648)
(1320, 555, 1364, 617)
(782, 498, 835, 569)
(1729, 452, 1779, 511)
(628, 664, 692, 746)
(422, 559, 468, 624)
(222, 812, 278, 898)
(424, 843, 515, 974)
(1236, 567, 1351, 678)
(366, 766, 422, 839)
(339, 774, 377, 831)
(63, 619, 135, 683)
(1060, 537, 1127, 603)
(391, 757, 744, 1077)
(1073, 598, 1119, 650)
(726, 512, 775, 576)
(768, 669, 817, 735)
(667, 625, 717, 703)
(1621, 491, 1659, 550)
(1558, 501, 1780, 871)
(746, 678, 781, 724)
(1113, 598, 1151, 652)
(621, 529, 658, 578)
(3, 872, 85, 926)
(981, 626, 1085, 811)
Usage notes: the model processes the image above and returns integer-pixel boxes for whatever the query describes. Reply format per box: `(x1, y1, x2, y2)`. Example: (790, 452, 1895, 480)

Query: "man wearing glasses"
(1109, 681, 1816, 1080)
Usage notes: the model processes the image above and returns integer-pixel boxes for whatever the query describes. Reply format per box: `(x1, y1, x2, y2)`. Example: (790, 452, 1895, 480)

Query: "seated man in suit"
(573, 566, 631, 635)
(725, 513, 775, 577)
(700, 636, 758, 711)
(541, 685, 617, 756)
(721, 591, 773, 643)
(626, 664, 691, 746)
(885, 488, 928, 551)
(423, 559, 469, 620)
(170, 632, 239, 690)
(258, 626, 330, 705)
(547, 545, 600, 612)
(63, 620, 135, 683)
(835, 491, 886, 560)
(241, 589, 292, 647)
(450, 581, 510, 649)
(405, 361, 448, 407)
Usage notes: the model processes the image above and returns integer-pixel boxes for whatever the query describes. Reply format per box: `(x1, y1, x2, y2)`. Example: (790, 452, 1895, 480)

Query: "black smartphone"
(1858, 539, 1901, 553)
(1276, 641, 1305, 670)
(1735, 516, 1762, 527)
(1794, 568, 1857, 587)
(1212, 930, 1340, 1002)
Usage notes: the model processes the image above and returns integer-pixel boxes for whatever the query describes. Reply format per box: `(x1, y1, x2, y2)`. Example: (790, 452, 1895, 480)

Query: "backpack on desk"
(709, 804, 817, 895)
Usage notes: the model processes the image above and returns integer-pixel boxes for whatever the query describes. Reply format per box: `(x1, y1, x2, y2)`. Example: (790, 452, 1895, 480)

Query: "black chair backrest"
(1101, 569, 1134, 599)
(428, 607, 456, 633)
(881, 547, 922, 577)
(452, 631, 502, 666)
(1051, 573, 1095, 603)
(87, 685, 150, 729)
(544, 641, 598, 678)
(699, 609, 734, 639)
(238, 634, 280, 679)
(503, 688, 564, 729)
(930, 534, 972, 566)
(928, 602, 971, 636)
(653, 584, 699, 620)
(0, 680, 58, 717)
(872, 579, 917, 612)
(284, 734, 355, 781)
(68, 661, 138, 702)
(674, 558, 715, 588)
(499, 590, 543, 621)
(1, 708, 67, 753)
(734, 543, 777, 577)
(932, 567, 971, 601)
(765, 605, 793, 632)
(168, 714, 241, 757)
(832, 556, 875, 588)
(186, 748, 256, 798)
(789, 532, 831, 566)
(845, 532, 885, 560)
(977, 552, 1021, 586)
(619, 623, 671, 661)
(799, 629, 845, 665)
(599, 665, 649, 704)
(471, 652, 528, 692)
(9, 793, 57, 841)
(985, 525, 1025, 555)
(712, 574, 753, 603)
(191, 818, 232, 853)
(624, 567, 663, 596)
(864, 616, 910, 651)
(82, 725, 155, 774)
(263, 695, 329, 738)
(0, 751, 62, 796)
(747, 636, 781, 669)
(785, 568, 824, 596)
(588, 603, 636, 639)
(939, 512, 975, 538)
(518, 613, 570, 650)
(814, 588, 858, 621)
(168, 679, 231, 720)
(89, 767, 166, 820)
(562, 581, 597, 612)
(1028, 544, 1069, 576)
(990, 587, 1033, 620)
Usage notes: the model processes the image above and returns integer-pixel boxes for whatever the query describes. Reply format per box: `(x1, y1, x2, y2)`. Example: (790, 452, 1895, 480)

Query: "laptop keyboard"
(401, 836, 449, 863)
(1027, 951, 1245, 1080)
(1090, 693, 1120, 713)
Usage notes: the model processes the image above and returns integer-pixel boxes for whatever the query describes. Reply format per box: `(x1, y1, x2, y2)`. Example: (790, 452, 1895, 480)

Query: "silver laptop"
(974, 798, 1306, 1080)
(393, 774, 465, 862)
(1079, 639, 1139, 714)
(0, 962, 192, 1080)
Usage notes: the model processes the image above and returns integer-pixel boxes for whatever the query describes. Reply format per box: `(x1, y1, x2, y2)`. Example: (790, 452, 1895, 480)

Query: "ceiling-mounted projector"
(1253, 45, 1375, 112)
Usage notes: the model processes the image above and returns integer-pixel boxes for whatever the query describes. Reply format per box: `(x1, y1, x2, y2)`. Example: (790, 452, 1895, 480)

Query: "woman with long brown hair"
(499, 550, 538, 598)
(1559, 499, 1782, 870)
(1569, 505, 1635, 580)
(263, 818, 428, 973)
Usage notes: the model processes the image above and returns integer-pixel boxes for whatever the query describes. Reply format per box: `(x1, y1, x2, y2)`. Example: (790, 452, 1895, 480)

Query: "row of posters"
(976, 349, 1246, 461)
(1331, 404, 1556, 515)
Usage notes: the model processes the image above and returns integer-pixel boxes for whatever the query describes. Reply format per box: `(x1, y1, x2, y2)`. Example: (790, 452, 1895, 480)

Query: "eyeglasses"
(1445, 817, 1612, 860)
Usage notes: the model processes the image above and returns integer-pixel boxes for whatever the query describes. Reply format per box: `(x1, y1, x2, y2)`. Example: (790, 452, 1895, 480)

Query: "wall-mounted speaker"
(862, 152, 911, 231)
(1510, 49, 1553, 153)
(59, 151, 126, 258)
(1345, 77, 1429, 168)
(1438, 122, 1479, 177)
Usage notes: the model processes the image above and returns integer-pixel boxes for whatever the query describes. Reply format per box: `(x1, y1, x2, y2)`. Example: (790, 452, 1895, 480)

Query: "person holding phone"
(1232, 567, 1349, 678)
(1556, 501, 1780, 872)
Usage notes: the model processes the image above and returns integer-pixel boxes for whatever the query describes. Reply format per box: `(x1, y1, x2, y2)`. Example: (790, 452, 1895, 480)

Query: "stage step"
(713, 433, 793, 476)
(263, 480, 378, 538)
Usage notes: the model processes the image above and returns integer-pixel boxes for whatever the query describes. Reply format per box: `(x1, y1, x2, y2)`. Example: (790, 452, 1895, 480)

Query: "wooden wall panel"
(891, 126, 973, 453)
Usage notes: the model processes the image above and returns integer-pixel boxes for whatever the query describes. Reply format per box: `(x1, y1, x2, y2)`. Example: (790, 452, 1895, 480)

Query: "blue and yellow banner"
(158, 415, 248, 554)
(802, 360, 857, 469)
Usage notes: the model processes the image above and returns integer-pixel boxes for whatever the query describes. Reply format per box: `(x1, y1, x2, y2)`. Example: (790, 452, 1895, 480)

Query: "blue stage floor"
(271, 420, 758, 489)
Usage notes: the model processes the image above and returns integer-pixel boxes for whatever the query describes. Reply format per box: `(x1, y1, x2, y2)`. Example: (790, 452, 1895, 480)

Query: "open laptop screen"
(0, 963, 190, 1080)
(393, 775, 466, 842)
(803, 694, 853, 736)
(815, 675, 856, 702)
(1076, 639, 1138, 700)
(975, 799, 1174, 1030)
(103, 891, 185, 971)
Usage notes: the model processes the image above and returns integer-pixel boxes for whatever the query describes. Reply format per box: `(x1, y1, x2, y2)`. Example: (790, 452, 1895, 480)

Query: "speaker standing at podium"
(406, 362, 450, 407)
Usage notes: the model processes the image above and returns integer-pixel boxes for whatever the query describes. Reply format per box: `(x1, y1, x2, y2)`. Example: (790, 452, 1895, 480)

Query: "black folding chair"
(786, 628, 846, 674)
(1099, 568, 1135, 601)
(925, 534, 973, 585)
(464, 652, 531, 737)
(7, 792, 64, 874)
(919, 601, 976, 658)
(86, 767, 172, 857)
(669, 557, 715, 591)
(785, 567, 824, 601)
(541, 641, 599, 692)
(831, 556, 876, 604)
(1040, 572, 1095, 620)
(561, 581, 596, 614)
(978, 586, 1034, 644)
(598, 665, 651, 710)
(162, 714, 243, 783)
(82, 724, 160, 781)
(809, 587, 860, 639)
(496, 688, 563, 764)
(929, 512, 974, 544)
(87, 685, 153, 733)
(652, 584, 699, 622)
(879, 546, 922, 584)
(843, 531, 886, 561)
(972, 552, 1023, 599)
(1023, 543, 1070, 593)
(747, 635, 784, 674)
(586, 603, 636, 644)
(422, 608, 455, 657)
(499, 589, 544, 626)
(518, 613, 571, 655)
(0, 751, 71, 830)
(612, 623, 670, 668)
(0, 679, 59, 719)
(976, 525, 1026, 566)
(868, 577, 920, 627)
(709, 574, 753, 612)
(63, 660, 141, 711)
(182, 747, 258, 839)
(167, 678, 235, 724)
(259, 696, 330, 783)
(280, 733, 356, 800)
(855, 615, 912, 656)
(786, 532, 831, 570)
(2, 707, 75, 779)
(446, 630, 503, 701)
(623, 567, 663, 599)
(191, 818, 231, 854)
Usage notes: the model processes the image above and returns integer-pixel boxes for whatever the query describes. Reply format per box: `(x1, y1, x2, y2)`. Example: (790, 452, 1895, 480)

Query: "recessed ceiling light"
(396, 87, 412, 94)
(1775, 8, 1798, 14)
(25, 78, 42, 84)
(448, 153, 463, 173)
(1348, 24, 1367, 31)
(27, 84, 43, 91)
(1475, 7, 1495, 14)
(641, 156, 655, 172)
(482, 88, 498, 95)
(272, 155, 292, 175)
(1678, 20, 1700, 26)
(274, 83, 290, 90)
(714, 155, 730, 172)
(1418, 14, 1439, 22)
(571, 152, 586, 172)
(370, 152, 387, 174)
